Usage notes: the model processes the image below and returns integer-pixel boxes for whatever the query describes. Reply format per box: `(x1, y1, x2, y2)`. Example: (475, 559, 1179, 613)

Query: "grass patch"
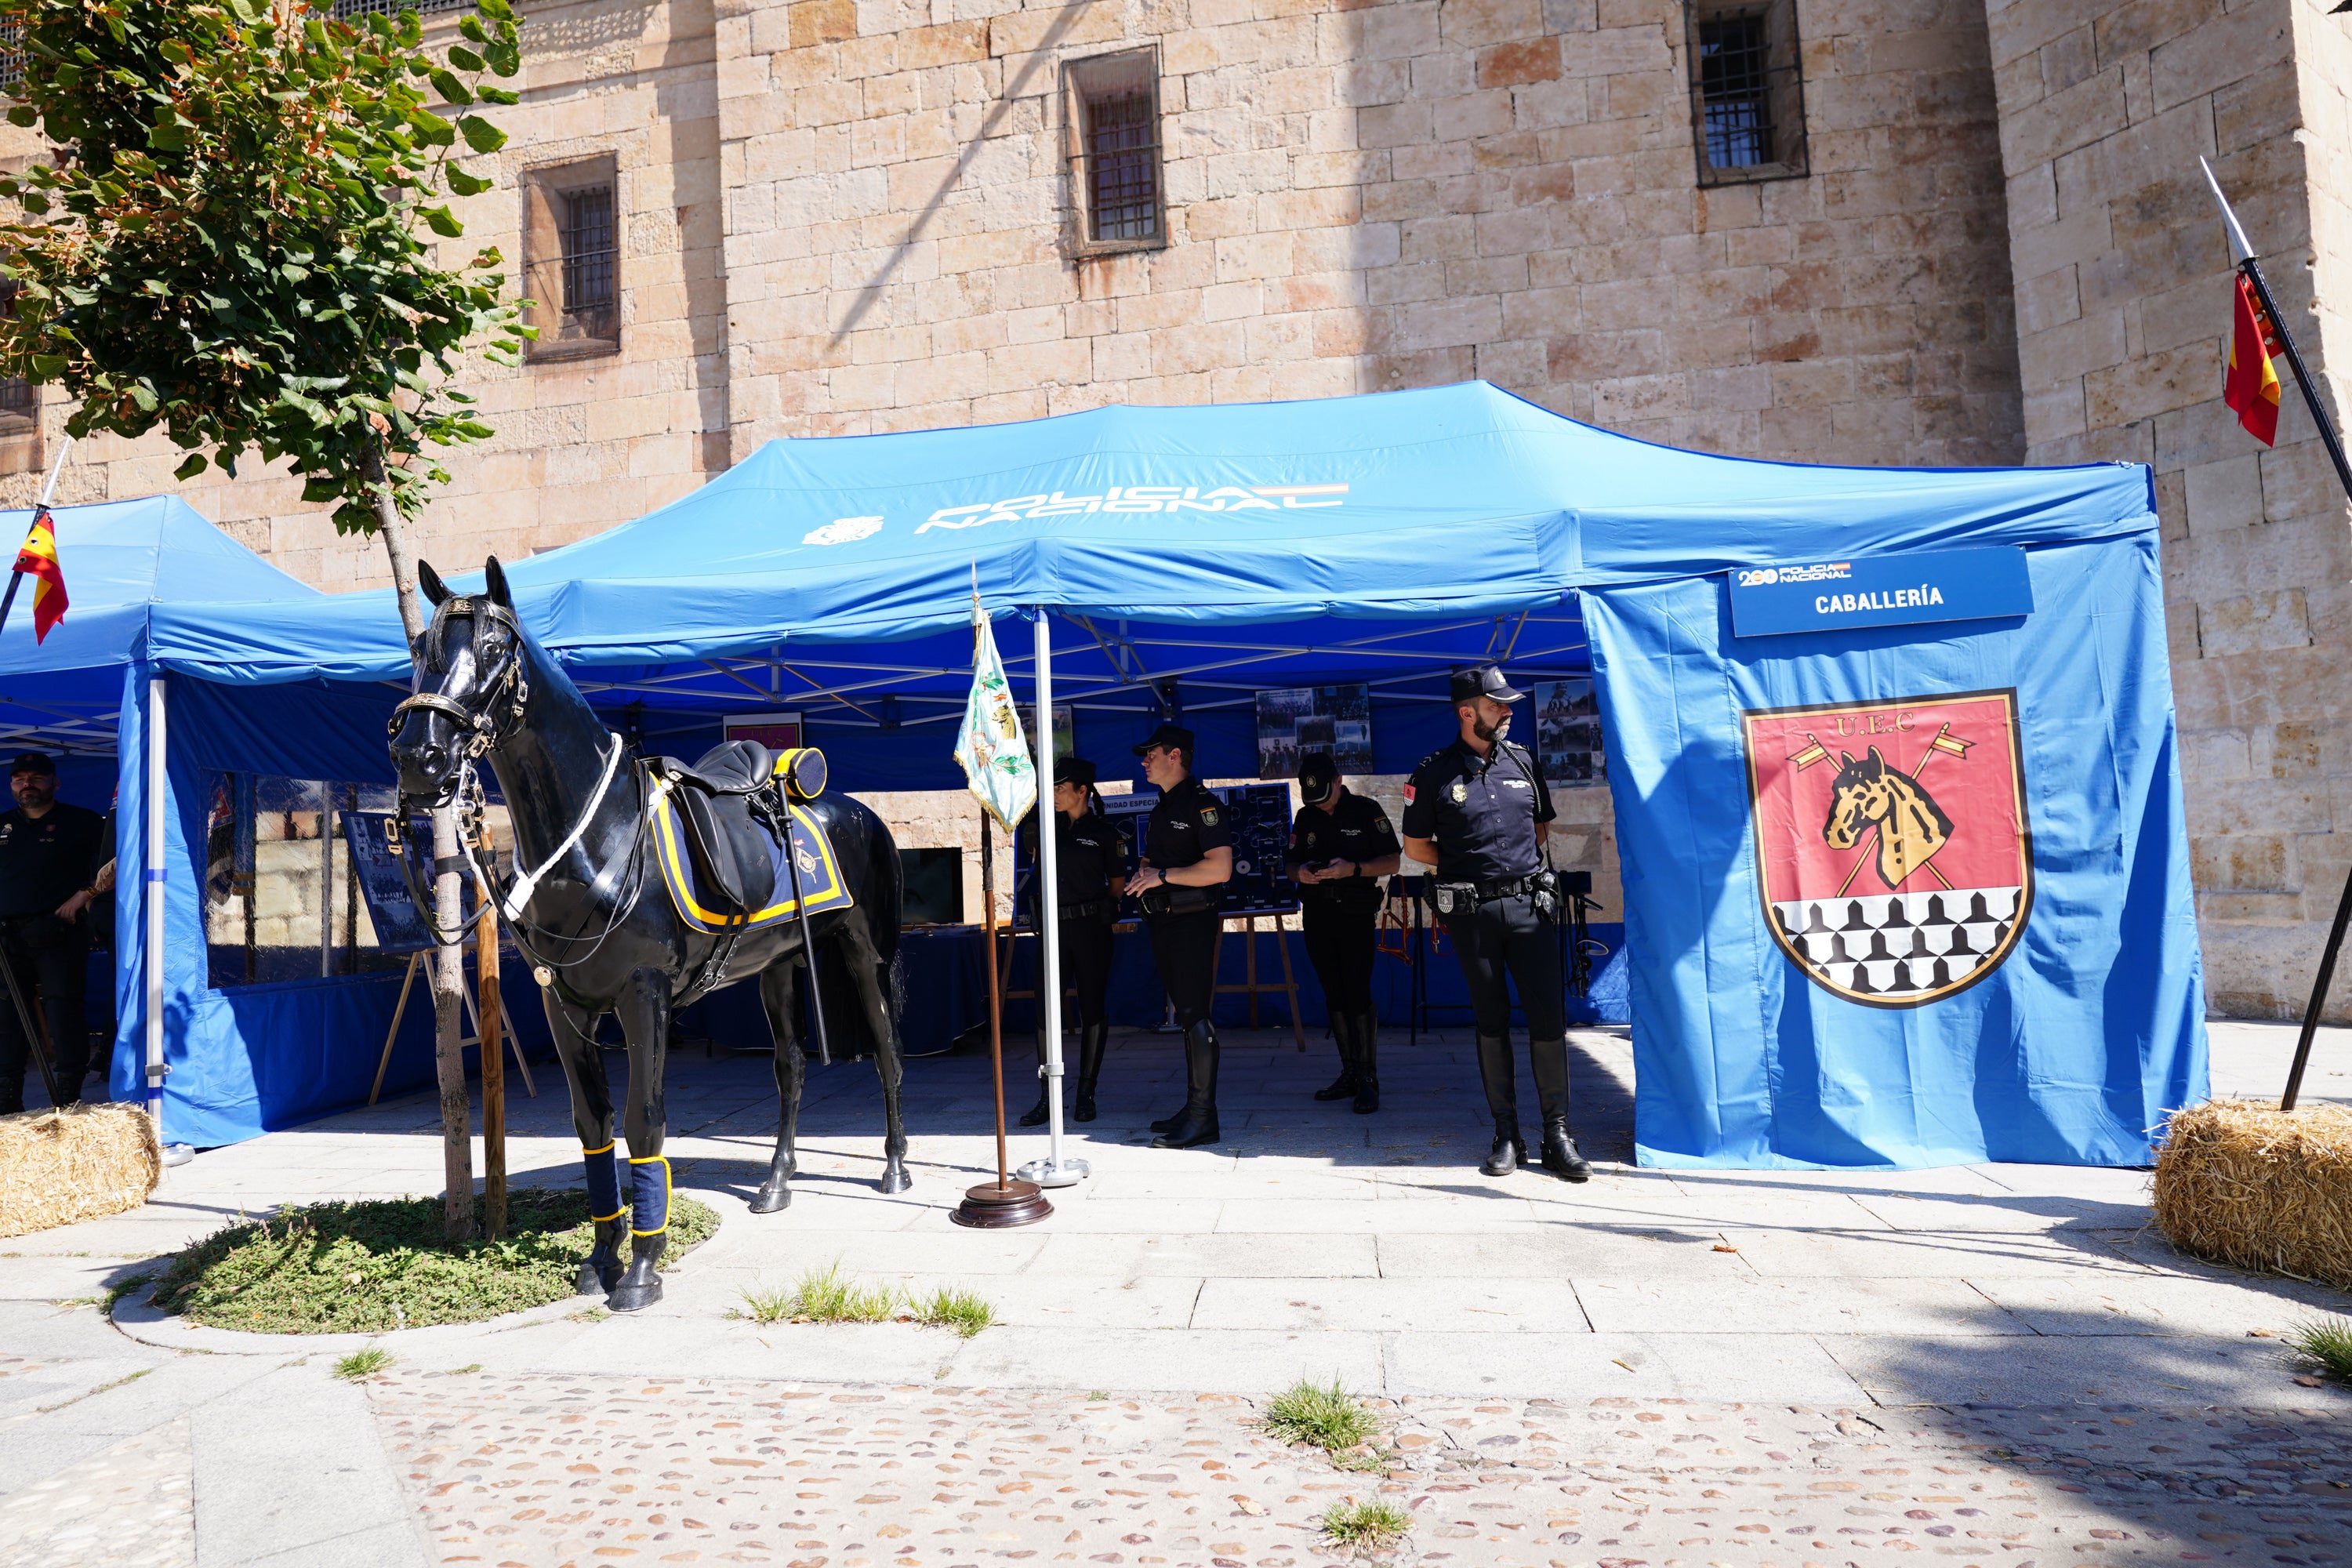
(909, 1285, 995, 1339)
(1265, 1377, 1379, 1454)
(788, 1262, 899, 1324)
(149, 1190, 718, 1335)
(1321, 1497, 1410, 1551)
(333, 1347, 394, 1381)
(2286, 1315, 2352, 1383)
(740, 1283, 797, 1324)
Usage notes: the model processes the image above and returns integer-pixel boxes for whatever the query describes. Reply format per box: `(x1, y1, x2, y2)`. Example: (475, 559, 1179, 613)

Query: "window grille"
(560, 185, 616, 314)
(0, 281, 31, 435)
(329, 0, 480, 19)
(1085, 93, 1159, 244)
(1686, 1, 1806, 186)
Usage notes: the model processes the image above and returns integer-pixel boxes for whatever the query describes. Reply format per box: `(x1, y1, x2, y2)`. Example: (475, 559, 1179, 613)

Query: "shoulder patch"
(1200, 807, 1220, 826)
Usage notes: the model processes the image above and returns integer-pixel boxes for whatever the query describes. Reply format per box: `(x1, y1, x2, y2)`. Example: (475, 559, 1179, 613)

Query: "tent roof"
(0, 495, 321, 754)
(135, 382, 2154, 735)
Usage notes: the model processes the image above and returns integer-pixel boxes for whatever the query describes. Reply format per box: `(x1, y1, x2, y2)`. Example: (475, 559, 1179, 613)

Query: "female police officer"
(1124, 724, 1232, 1149)
(1016, 756, 1127, 1127)
(1287, 752, 1401, 1113)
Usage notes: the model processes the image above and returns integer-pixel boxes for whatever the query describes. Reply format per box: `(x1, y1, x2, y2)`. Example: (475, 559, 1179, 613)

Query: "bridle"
(389, 596, 532, 763)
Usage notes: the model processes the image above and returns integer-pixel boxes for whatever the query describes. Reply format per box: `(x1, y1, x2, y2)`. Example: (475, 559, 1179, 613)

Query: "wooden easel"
(366, 945, 539, 1105)
(1214, 914, 1307, 1051)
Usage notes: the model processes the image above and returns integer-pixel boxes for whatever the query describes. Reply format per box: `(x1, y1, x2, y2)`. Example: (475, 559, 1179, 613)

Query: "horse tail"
(888, 949, 906, 1023)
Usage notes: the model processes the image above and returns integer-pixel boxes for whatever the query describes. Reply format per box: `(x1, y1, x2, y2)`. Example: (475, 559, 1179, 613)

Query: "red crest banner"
(1742, 689, 2033, 1008)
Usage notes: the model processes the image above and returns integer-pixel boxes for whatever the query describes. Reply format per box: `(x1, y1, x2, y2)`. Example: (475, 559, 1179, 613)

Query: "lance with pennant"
(2201, 158, 2352, 1109)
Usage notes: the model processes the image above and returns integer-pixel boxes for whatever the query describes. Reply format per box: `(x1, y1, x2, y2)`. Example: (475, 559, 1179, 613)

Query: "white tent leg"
(145, 674, 187, 1162)
(1020, 607, 1088, 1189)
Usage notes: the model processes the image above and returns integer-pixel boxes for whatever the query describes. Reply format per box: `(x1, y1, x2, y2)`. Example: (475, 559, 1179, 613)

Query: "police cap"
(1053, 754, 1098, 787)
(1449, 665, 1523, 706)
(9, 752, 56, 778)
(1131, 723, 1195, 758)
(1298, 751, 1338, 804)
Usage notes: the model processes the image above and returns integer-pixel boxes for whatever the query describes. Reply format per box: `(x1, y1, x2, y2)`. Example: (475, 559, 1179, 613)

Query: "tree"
(0, 0, 530, 1241)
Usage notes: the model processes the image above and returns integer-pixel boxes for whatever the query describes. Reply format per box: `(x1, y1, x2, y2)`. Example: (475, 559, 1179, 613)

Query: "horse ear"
(1838, 750, 1854, 768)
(416, 561, 452, 607)
(1864, 746, 1886, 775)
(483, 556, 513, 611)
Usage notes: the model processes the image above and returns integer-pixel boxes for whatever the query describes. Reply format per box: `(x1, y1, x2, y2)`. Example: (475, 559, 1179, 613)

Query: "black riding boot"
(1018, 1029, 1052, 1127)
(1313, 1011, 1358, 1101)
(1530, 1035, 1590, 1181)
(1073, 1022, 1108, 1123)
(1475, 1031, 1523, 1176)
(1152, 1020, 1221, 1149)
(1351, 1010, 1380, 1115)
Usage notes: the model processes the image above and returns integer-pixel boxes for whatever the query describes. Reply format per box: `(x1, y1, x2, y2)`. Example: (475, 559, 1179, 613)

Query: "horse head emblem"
(1824, 745, 1954, 890)
(390, 556, 528, 807)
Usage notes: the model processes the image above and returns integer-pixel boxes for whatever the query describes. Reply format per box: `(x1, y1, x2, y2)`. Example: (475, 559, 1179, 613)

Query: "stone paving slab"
(0, 1414, 195, 1568)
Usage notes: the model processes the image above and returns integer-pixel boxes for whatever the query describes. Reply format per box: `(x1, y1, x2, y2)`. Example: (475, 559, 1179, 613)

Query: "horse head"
(390, 556, 531, 806)
(1823, 746, 1893, 850)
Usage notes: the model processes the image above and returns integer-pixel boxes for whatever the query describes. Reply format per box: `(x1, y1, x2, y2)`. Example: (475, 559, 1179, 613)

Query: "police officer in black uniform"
(1126, 724, 1232, 1149)
(1016, 755, 1128, 1127)
(1286, 753, 1400, 1113)
(0, 753, 108, 1112)
(1401, 669, 1592, 1182)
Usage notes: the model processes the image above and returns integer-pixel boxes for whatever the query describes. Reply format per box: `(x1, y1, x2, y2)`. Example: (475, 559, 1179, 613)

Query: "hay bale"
(0, 1104, 162, 1239)
(2152, 1098, 2352, 1291)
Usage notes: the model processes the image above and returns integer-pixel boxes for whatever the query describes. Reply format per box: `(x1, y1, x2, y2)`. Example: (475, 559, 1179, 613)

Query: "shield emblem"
(1742, 688, 2033, 1008)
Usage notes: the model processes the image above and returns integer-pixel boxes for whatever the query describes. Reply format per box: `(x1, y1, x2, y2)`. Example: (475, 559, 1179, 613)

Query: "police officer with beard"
(1125, 724, 1232, 1149)
(1016, 755, 1127, 1127)
(1287, 753, 1399, 1113)
(1401, 668, 1591, 1182)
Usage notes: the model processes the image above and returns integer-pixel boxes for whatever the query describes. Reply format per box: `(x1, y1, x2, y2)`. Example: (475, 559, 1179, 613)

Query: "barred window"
(522, 156, 621, 362)
(329, 0, 479, 16)
(0, 278, 37, 477)
(1063, 49, 1164, 256)
(1686, 1, 1806, 186)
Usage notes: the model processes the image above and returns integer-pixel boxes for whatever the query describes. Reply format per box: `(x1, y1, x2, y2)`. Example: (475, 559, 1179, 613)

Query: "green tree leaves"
(0, 0, 532, 537)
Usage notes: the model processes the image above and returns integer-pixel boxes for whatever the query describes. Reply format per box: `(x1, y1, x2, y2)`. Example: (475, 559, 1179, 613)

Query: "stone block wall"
(1984, 0, 2352, 1018)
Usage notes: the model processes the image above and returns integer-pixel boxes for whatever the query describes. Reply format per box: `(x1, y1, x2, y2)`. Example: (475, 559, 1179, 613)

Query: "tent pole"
(143, 675, 169, 1134)
(1020, 606, 1088, 1189)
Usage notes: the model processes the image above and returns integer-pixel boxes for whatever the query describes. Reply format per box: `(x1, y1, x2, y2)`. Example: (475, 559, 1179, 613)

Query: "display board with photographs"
(1535, 679, 1606, 787)
(1255, 684, 1371, 780)
(724, 711, 804, 753)
(1098, 784, 1299, 919)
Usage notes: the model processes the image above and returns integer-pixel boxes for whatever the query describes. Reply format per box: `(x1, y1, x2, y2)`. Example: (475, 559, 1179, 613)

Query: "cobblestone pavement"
(371, 1374, 2352, 1567)
(0, 1406, 195, 1568)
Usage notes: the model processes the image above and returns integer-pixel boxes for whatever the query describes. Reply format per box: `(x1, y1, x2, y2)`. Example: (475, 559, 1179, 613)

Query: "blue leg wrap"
(629, 1156, 670, 1237)
(583, 1142, 622, 1223)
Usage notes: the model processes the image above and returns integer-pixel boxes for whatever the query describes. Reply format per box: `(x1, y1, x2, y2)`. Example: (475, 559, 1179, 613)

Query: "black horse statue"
(389, 557, 911, 1312)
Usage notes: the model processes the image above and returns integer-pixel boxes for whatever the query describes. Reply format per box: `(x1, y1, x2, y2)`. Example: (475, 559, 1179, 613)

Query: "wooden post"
(368, 952, 422, 1106)
(476, 848, 506, 1240)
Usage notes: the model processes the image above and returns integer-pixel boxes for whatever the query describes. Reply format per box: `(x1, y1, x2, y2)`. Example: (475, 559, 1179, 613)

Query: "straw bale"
(0, 1104, 162, 1239)
(2152, 1099, 2352, 1291)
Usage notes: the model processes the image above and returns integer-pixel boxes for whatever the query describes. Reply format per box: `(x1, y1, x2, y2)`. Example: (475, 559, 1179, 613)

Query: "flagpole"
(1020, 604, 1089, 1190)
(2201, 158, 2352, 1109)
(0, 434, 74, 640)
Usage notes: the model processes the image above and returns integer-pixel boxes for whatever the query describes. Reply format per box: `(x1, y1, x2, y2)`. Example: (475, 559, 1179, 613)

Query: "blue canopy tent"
(84, 381, 2201, 1166)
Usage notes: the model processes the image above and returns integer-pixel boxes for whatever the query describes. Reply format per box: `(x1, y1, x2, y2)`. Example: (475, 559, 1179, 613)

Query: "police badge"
(1449, 780, 1468, 804)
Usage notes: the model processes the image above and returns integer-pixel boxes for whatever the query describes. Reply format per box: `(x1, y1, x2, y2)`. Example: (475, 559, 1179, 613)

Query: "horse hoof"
(607, 1276, 665, 1313)
(877, 1166, 913, 1196)
(749, 1183, 793, 1214)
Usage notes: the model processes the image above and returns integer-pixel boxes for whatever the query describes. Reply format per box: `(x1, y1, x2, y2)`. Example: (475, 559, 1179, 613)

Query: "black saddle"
(656, 741, 786, 916)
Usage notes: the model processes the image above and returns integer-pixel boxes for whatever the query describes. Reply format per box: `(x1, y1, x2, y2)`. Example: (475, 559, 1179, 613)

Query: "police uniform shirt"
(1399, 739, 1555, 884)
(1289, 792, 1398, 901)
(1047, 809, 1130, 907)
(0, 801, 106, 920)
(1144, 777, 1232, 870)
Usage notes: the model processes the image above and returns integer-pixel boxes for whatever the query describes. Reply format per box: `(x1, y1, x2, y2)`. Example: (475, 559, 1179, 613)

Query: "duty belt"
(1432, 874, 1537, 914)
(1058, 898, 1116, 924)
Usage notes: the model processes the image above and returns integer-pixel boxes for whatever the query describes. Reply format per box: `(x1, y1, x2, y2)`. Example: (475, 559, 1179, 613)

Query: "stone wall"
(1984, 0, 2352, 1018)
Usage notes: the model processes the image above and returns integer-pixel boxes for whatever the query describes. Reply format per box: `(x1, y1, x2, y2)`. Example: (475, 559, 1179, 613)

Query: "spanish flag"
(2225, 273, 2283, 446)
(12, 508, 67, 643)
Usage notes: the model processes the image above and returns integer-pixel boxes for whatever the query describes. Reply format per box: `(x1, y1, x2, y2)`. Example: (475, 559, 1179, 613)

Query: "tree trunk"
(365, 440, 477, 1246)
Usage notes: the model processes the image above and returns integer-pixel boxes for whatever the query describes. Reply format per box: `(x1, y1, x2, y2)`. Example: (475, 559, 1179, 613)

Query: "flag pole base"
(1016, 1154, 1091, 1189)
(950, 1178, 1054, 1229)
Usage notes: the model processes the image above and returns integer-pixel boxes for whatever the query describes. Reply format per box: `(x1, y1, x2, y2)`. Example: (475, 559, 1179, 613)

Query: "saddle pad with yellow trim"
(647, 786, 853, 935)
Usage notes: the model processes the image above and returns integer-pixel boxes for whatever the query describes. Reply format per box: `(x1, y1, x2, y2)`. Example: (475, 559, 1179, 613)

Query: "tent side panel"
(1584, 530, 2206, 1170)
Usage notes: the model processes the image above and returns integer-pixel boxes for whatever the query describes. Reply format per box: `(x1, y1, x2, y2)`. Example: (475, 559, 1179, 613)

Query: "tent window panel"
(523, 155, 622, 362)
(205, 775, 408, 989)
(1064, 49, 1166, 256)
(1686, 0, 1806, 186)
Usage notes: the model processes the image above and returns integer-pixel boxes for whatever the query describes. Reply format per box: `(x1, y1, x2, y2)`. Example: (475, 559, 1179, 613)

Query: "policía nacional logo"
(1741, 689, 2033, 1008)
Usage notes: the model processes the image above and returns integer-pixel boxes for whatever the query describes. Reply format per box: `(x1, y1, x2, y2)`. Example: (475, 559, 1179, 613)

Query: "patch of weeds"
(1087, 1389, 1109, 1401)
(333, 1347, 394, 1381)
(2287, 1315, 2352, 1383)
(147, 1191, 717, 1336)
(788, 1262, 897, 1324)
(567, 1306, 611, 1324)
(1265, 1377, 1379, 1454)
(740, 1283, 796, 1325)
(1321, 1497, 1410, 1551)
(909, 1285, 995, 1339)
(445, 1363, 482, 1375)
(1330, 1443, 1390, 1473)
(52, 1296, 101, 1310)
(103, 1272, 154, 1312)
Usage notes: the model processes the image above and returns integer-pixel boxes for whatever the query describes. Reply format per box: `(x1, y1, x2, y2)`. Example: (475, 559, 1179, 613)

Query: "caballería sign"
(1742, 690, 2033, 1008)
(1729, 546, 2033, 637)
